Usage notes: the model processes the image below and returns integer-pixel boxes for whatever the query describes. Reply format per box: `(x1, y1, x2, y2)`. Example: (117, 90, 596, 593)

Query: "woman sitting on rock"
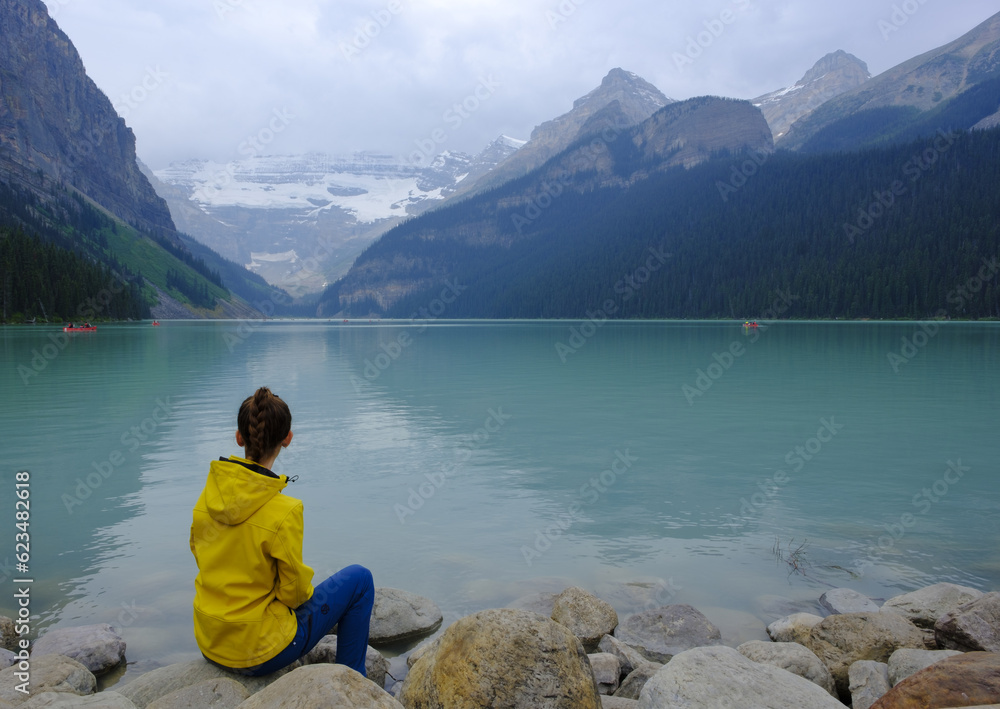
(190, 386, 374, 676)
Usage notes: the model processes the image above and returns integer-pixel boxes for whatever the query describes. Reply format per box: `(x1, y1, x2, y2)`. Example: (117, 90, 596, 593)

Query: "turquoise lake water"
(1, 320, 997, 676)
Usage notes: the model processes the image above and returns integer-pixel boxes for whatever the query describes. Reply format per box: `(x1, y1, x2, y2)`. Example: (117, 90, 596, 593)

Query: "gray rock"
(588, 653, 621, 695)
(881, 582, 984, 628)
(298, 635, 388, 688)
(601, 697, 639, 709)
(934, 590, 1000, 651)
(399, 608, 602, 708)
(597, 635, 648, 680)
(637, 645, 845, 709)
(405, 637, 441, 669)
(0, 619, 17, 654)
(615, 605, 721, 663)
(31, 625, 126, 676)
(0, 654, 96, 705)
(886, 647, 964, 686)
(552, 587, 619, 651)
(145, 678, 249, 709)
(737, 640, 836, 696)
(847, 660, 890, 709)
(766, 612, 824, 645)
(20, 691, 136, 708)
(369, 588, 443, 646)
(801, 611, 926, 700)
(0, 651, 15, 671)
(234, 664, 403, 708)
(507, 592, 558, 617)
(819, 588, 881, 615)
(116, 660, 287, 709)
(613, 663, 661, 701)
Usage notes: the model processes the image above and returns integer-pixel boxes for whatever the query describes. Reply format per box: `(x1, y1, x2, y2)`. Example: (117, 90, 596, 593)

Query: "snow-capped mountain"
(151, 137, 523, 295)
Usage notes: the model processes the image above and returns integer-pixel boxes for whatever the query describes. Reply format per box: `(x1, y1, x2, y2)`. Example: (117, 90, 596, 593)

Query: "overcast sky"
(42, 0, 999, 169)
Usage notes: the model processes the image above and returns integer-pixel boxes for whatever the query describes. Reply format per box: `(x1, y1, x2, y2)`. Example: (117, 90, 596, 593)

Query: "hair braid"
(238, 387, 292, 463)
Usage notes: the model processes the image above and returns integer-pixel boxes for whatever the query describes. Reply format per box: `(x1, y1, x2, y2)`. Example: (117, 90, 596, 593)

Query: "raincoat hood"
(204, 456, 289, 525)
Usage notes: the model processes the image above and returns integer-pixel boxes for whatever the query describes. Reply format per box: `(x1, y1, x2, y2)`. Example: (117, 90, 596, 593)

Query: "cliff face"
(0, 0, 175, 235)
(753, 51, 871, 141)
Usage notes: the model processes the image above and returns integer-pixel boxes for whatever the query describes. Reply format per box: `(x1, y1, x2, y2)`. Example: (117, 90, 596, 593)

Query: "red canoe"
(63, 326, 97, 332)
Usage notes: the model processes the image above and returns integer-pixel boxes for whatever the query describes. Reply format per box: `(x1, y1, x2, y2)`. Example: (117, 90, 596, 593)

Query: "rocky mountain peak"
(574, 68, 673, 119)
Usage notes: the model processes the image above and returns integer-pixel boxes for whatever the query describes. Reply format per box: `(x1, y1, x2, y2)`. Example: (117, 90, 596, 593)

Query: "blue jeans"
(227, 564, 375, 677)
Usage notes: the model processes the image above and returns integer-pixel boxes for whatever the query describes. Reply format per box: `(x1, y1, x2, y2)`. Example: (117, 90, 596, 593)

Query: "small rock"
(637, 645, 845, 709)
(0, 619, 17, 653)
(588, 653, 621, 695)
(20, 691, 136, 708)
(0, 650, 16, 671)
(881, 582, 984, 629)
(848, 661, 891, 709)
(405, 637, 441, 669)
(369, 588, 443, 646)
(299, 635, 388, 688)
(802, 611, 926, 700)
(31, 625, 126, 676)
(766, 612, 824, 644)
(399, 608, 602, 708)
(820, 588, 881, 615)
(613, 663, 661, 701)
(145, 677, 249, 709)
(886, 648, 963, 686)
(615, 605, 721, 663)
(934, 590, 1000, 652)
(597, 635, 647, 680)
(0, 654, 96, 705)
(737, 640, 836, 696)
(235, 664, 403, 708)
(870, 651, 1000, 709)
(551, 587, 619, 652)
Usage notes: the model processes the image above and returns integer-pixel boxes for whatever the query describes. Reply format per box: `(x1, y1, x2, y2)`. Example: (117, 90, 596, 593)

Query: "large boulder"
(871, 652, 1000, 709)
(881, 583, 984, 629)
(636, 645, 845, 709)
(0, 654, 96, 705)
(31, 625, 126, 676)
(886, 648, 963, 686)
(116, 660, 287, 709)
(298, 635, 389, 688)
(369, 588, 443, 646)
(614, 605, 721, 663)
(737, 640, 836, 696)
(235, 664, 403, 708)
(766, 613, 824, 645)
(551, 588, 619, 651)
(146, 677, 249, 709)
(820, 588, 881, 615)
(848, 661, 891, 709)
(802, 611, 926, 699)
(398, 608, 602, 709)
(934, 591, 1000, 652)
(20, 691, 136, 708)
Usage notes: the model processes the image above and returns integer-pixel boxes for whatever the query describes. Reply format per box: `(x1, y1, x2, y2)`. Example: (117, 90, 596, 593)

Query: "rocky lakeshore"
(1, 582, 998, 708)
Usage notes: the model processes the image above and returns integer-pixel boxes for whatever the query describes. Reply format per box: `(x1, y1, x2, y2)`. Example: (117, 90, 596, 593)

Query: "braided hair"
(237, 387, 292, 463)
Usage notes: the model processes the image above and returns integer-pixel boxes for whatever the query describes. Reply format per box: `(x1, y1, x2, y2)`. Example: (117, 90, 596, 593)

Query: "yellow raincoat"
(190, 456, 314, 667)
